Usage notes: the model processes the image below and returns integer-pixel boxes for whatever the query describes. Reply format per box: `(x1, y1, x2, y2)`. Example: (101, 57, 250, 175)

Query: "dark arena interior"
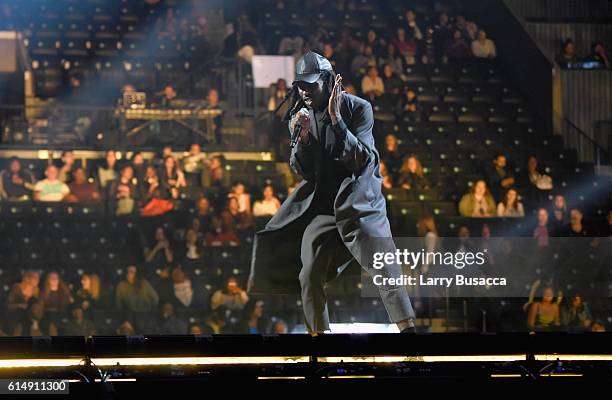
(0, 0, 611, 395)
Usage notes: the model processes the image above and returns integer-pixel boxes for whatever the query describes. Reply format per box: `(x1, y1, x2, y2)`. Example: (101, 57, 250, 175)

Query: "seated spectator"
(379, 43, 404, 75)
(417, 215, 439, 274)
(0, 156, 35, 201)
(143, 165, 163, 201)
(222, 195, 254, 232)
(165, 267, 202, 309)
(107, 165, 139, 215)
(211, 277, 249, 311)
(381, 64, 403, 96)
(182, 228, 204, 263)
(361, 66, 384, 101)
(485, 153, 515, 201)
(181, 143, 206, 187)
(252, 185, 281, 217)
(270, 319, 289, 334)
(144, 227, 175, 266)
(67, 167, 101, 202)
(116, 320, 136, 335)
(205, 214, 240, 246)
(459, 180, 496, 217)
(57, 150, 79, 183)
(74, 273, 102, 313)
(237, 300, 265, 334)
(155, 302, 187, 335)
(397, 155, 430, 193)
(527, 286, 560, 332)
(115, 265, 159, 313)
(584, 41, 611, 69)
(395, 87, 422, 121)
(564, 208, 588, 236)
(6, 271, 40, 311)
(61, 306, 96, 336)
(434, 13, 453, 61)
(229, 181, 251, 215)
(13, 300, 58, 336)
(446, 29, 471, 65)
(471, 29, 496, 59)
(130, 152, 147, 186)
(365, 29, 386, 59)
(40, 271, 74, 314)
(549, 194, 569, 234)
(379, 160, 393, 190)
(34, 165, 70, 202)
(393, 27, 417, 65)
(421, 25, 436, 64)
(380, 134, 403, 183)
(556, 38, 580, 68)
(497, 188, 525, 217)
(97, 150, 118, 190)
(455, 15, 478, 41)
(204, 154, 228, 188)
(160, 156, 186, 200)
(533, 208, 550, 248)
(560, 292, 592, 332)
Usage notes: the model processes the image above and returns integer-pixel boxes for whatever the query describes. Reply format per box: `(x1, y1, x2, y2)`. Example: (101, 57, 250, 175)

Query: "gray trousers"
(299, 213, 415, 332)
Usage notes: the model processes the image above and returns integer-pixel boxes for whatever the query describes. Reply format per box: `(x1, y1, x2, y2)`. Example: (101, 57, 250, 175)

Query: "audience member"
(34, 165, 70, 202)
(533, 208, 550, 248)
(584, 41, 610, 69)
(75, 273, 102, 313)
(155, 302, 188, 334)
(98, 150, 118, 190)
(6, 271, 40, 311)
(560, 293, 592, 332)
(62, 306, 96, 336)
(160, 156, 186, 200)
(395, 87, 421, 121)
(67, 167, 101, 202)
(564, 208, 588, 236)
(361, 66, 385, 101)
(13, 300, 58, 336)
(144, 227, 175, 266)
(471, 29, 496, 59)
(211, 277, 249, 311)
(107, 165, 139, 215)
(527, 286, 560, 332)
(550, 194, 569, 234)
(459, 180, 496, 217)
(485, 153, 515, 201)
(182, 143, 207, 187)
(397, 155, 430, 194)
(0, 156, 35, 201)
(556, 38, 580, 68)
(497, 188, 525, 217)
(40, 271, 74, 314)
(115, 265, 159, 313)
(252, 185, 281, 217)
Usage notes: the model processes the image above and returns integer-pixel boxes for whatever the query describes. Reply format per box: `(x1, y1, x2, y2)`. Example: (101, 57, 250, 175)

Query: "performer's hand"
(328, 74, 343, 124)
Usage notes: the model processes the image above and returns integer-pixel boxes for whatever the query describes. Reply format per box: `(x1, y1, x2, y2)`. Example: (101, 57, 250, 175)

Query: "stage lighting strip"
(534, 354, 612, 361)
(318, 355, 527, 363)
(90, 356, 311, 366)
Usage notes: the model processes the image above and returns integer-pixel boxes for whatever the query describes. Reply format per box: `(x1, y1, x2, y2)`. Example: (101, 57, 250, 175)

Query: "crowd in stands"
(556, 38, 611, 69)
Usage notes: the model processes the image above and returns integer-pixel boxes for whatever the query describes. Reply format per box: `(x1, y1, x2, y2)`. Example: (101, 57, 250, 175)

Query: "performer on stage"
(249, 52, 415, 334)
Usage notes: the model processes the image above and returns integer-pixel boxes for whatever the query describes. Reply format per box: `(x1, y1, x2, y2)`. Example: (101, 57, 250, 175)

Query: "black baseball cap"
(294, 52, 333, 84)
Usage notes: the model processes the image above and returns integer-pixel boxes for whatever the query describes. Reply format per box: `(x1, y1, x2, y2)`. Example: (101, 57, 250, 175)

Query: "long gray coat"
(248, 92, 393, 294)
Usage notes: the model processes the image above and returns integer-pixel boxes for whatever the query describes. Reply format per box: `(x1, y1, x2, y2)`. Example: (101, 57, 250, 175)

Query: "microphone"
(290, 108, 309, 148)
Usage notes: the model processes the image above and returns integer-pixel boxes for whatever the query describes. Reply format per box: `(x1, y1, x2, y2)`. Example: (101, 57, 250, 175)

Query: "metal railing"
(555, 112, 609, 166)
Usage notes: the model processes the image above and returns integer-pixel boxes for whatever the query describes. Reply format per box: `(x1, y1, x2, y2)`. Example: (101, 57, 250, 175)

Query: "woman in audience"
(497, 188, 525, 217)
(458, 180, 496, 217)
(417, 215, 439, 274)
(108, 165, 139, 215)
(205, 214, 240, 246)
(7, 271, 40, 311)
(229, 181, 251, 215)
(115, 265, 159, 314)
(237, 299, 265, 334)
(471, 29, 496, 59)
(521, 155, 553, 210)
(74, 273, 102, 313)
(40, 271, 74, 315)
(252, 185, 281, 217)
(144, 227, 174, 266)
(395, 87, 422, 122)
(182, 228, 204, 264)
(527, 285, 561, 332)
(393, 27, 417, 64)
(143, 165, 163, 201)
(221, 195, 253, 232)
(397, 155, 430, 194)
(380, 134, 403, 183)
(560, 292, 592, 332)
(159, 156, 186, 200)
(205, 154, 227, 188)
(130, 152, 148, 187)
(549, 194, 569, 234)
(379, 160, 394, 189)
(97, 150, 118, 190)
